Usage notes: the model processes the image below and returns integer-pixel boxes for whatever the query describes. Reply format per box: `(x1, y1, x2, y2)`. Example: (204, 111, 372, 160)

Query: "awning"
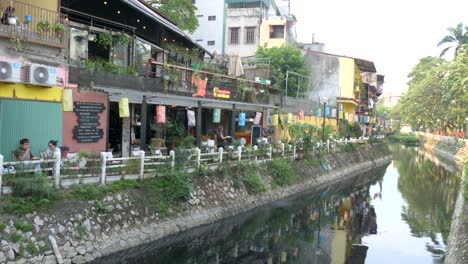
(354, 59, 376, 73)
(122, 0, 212, 56)
(337, 97, 359, 106)
(100, 87, 277, 112)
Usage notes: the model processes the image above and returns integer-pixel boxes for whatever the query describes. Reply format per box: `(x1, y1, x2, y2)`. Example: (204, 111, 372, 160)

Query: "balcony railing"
(0, 0, 67, 47)
(69, 61, 278, 105)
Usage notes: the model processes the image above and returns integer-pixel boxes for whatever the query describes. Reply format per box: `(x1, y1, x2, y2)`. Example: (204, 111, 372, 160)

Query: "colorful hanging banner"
(253, 112, 262, 125)
(298, 111, 304, 120)
(348, 114, 354, 122)
(272, 114, 279, 126)
(213, 108, 221, 123)
(354, 115, 359, 122)
(187, 110, 196, 127)
(345, 112, 349, 121)
(156, 105, 166, 124)
(238, 112, 246, 126)
(331, 109, 337, 118)
(316, 108, 321, 117)
(339, 111, 344, 119)
(118, 98, 129, 118)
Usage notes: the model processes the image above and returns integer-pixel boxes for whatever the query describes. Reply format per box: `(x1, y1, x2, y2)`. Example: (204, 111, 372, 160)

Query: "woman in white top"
(42, 140, 61, 159)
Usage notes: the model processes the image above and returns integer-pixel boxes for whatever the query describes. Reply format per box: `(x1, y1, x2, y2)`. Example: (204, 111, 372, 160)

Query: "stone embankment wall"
(0, 144, 391, 264)
(418, 134, 468, 264)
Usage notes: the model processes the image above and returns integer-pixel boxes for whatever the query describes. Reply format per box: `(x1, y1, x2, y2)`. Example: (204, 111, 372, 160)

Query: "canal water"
(94, 145, 461, 264)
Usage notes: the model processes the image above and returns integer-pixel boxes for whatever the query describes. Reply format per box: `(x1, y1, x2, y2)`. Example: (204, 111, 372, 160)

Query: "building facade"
(189, 0, 225, 55)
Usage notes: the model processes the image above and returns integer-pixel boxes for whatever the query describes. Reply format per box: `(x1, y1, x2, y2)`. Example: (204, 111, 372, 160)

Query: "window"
(207, 41, 215, 46)
(196, 15, 204, 18)
(196, 39, 203, 42)
(208, 16, 216, 21)
(192, 0, 196, 4)
(269, 25, 285, 39)
(229, 27, 240, 45)
(245, 27, 256, 44)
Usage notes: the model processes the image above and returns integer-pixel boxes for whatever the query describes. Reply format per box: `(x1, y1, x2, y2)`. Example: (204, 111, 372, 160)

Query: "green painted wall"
(0, 99, 63, 162)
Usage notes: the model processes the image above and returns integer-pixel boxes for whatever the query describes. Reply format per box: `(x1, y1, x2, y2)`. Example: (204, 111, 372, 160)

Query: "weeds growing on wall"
(267, 159, 294, 186)
(340, 143, 357, 152)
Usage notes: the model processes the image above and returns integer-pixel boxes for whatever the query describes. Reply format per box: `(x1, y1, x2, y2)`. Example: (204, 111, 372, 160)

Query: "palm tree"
(437, 22, 468, 59)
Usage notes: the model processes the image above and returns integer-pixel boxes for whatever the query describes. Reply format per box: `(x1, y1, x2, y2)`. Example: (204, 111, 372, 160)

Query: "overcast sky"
(289, 0, 468, 95)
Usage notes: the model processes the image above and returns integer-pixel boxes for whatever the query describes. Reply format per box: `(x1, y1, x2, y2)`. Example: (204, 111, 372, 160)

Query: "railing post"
(170, 150, 175, 168)
(0, 154, 3, 195)
(100, 152, 107, 185)
(196, 148, 201, 168)
(253, 145, 258, 162)
(53, 153, 61, 189)
(139, 150, 145, 180)
(219, 147, 224, 163)
(292, 144, 296, 160)
(327, 139, 330, 152)
(268, 145, 273, 160)
(281, 143, 285, 157)
(237, 146, 242, 161)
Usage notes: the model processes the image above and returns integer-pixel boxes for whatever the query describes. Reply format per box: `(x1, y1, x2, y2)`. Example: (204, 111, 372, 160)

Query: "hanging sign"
(316, 108, 321, 117)
(354, 115, 359, 122)
(238, 112, 246, 126)
(348, 114, 354, 122)
(187, 110, 196, 127)
(253, 112, 262, 125)
(118, 98, 129, 118)
(213, 87, 231, 99)
(331, 109, 337, 118)
(213, 108, 221, 123)
(73, 102, 105, 143)
(339, 111, 344, 119)
(156, 105, 166, 124)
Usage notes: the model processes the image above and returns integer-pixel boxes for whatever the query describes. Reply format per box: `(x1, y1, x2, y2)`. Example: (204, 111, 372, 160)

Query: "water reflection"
(94, 145, 460, 264)
(392, 145, 460, 263)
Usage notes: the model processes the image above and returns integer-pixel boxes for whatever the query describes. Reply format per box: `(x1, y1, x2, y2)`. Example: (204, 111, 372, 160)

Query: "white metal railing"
(0, 137, 379, 195)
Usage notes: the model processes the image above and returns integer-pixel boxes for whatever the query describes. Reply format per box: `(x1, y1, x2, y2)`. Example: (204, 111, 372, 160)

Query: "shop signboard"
(73, 102, 105, 143)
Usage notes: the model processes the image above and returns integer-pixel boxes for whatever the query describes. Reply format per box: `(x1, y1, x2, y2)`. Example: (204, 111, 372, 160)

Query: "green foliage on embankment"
(388, 133, 420, 146)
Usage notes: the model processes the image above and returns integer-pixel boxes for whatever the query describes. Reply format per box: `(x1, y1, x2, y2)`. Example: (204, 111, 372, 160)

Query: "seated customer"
(41, 140, 61, 159)
(216, 126, 232, 149)
(13, 138, 39, 161)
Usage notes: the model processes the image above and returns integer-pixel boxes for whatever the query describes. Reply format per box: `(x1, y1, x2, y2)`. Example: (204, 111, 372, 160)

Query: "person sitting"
(13, 138, 39, 161)
(216, 126, 232, 149)
(41, 140, 61, 159)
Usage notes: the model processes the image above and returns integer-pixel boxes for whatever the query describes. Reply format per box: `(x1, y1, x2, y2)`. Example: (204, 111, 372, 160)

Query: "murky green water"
(95, 145, 460, 264)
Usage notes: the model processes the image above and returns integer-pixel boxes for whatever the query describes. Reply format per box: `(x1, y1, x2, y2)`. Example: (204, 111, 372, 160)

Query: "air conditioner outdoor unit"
(0, 60, 21, 83)
(25, 64, 57, 86)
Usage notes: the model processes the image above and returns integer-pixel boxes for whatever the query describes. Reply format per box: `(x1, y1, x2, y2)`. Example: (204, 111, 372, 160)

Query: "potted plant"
(97, 31, 113, 49)
(37, 20, 51, 34)
(77, 150, 97, 169)
(53, 23, 65, 39)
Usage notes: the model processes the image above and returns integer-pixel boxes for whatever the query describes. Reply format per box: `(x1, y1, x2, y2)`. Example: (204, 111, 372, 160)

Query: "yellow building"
(338, 58, 363, 123)
(259, 18, 288, 48)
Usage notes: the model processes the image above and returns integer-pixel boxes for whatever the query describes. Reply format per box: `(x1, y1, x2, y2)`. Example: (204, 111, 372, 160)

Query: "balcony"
(0, 0, 67, 48)
(69, 62, 278, 105)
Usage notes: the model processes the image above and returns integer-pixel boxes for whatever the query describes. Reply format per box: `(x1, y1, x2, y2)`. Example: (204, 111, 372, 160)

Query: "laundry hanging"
(253, 112, 262, 125)
(238, 112, 246, 126)
(187, 110, 196, 128)
(156, 105, 166, 124)
(213, 108, 221, 123)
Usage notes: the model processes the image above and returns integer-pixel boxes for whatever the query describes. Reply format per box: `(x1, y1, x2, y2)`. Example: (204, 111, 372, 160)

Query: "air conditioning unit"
(0, 61, 21, 83)
(25, 64, 57, 86)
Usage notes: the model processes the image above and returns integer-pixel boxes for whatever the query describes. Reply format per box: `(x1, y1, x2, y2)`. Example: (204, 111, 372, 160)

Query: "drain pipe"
(49, 235, 64, 264)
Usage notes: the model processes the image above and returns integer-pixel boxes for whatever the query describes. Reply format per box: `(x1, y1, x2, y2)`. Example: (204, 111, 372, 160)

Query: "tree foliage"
(437, 22, 468, 59)
(399, 45, 468, 132)
(255, 45, 309, 97)
(147, 0, 199, 33)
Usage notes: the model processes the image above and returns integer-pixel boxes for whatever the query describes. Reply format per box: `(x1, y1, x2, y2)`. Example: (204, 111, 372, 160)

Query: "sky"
(288, 0, 468, 96)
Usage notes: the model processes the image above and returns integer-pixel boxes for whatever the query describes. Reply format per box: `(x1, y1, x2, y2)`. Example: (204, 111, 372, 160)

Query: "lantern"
(62, 89, 73, 112)
(287, 113, 293, 123)
(254, 112, 262, 125)
(238, 112, 246, 126)
(156, 105, 166, 124)
(298, 111, 304, 120)
(187, 110, 196, 127)
(272, 114, 279, 126)
(213, 108, 221, 123)
(118, 98, 129, 118)
(331, 109, 337, 118)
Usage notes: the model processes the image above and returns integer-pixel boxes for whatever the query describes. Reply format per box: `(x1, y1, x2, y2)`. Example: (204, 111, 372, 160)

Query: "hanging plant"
(53, 23, 65, 39)
(37, 20, 51, 34)
(97, 32, 113, 49)
(116, 33, 130, 46)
